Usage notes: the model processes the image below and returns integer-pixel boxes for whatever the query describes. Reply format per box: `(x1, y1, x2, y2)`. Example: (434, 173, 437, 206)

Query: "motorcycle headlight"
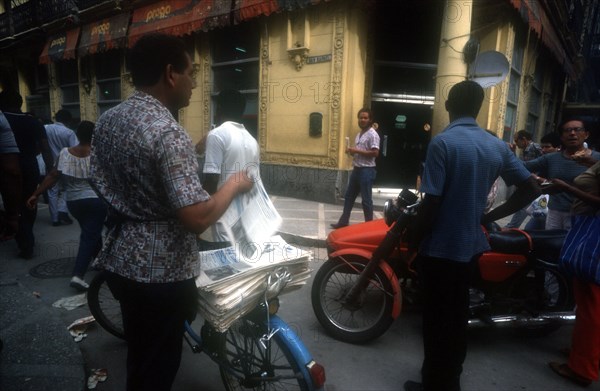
(384, 189, 419, 226)
(383, 198, 402, 226)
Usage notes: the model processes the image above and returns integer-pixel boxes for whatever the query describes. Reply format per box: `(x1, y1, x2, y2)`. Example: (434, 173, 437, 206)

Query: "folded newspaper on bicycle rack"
(195, 235, 312, 332)
(194, 177, 311, 332)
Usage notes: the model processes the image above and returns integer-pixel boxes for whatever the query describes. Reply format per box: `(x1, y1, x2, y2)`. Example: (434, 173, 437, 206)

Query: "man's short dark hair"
(541, 132, 561, 148)
(514, 130, 532, 141)
(558, 117, 587, 131)
(55, 109, 72, 123)
(357, 107, 373, 120)
(216, 89, 246, 119)
(446, 80, 484, 118)
(0, 89, 23, 112)
(128, 34, 189, 88)
(76, 120, 95, 144)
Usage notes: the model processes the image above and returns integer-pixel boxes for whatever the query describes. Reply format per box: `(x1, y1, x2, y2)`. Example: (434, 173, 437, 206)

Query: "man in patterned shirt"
(505, 129, 543, 228)
(90, 34, 253, 391)
(511, 129, 543, 161)
(331, 108, 380, 228)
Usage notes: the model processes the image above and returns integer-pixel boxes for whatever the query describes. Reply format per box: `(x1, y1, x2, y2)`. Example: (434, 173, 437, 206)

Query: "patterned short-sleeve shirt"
(522, 141, 543, 161)
(90, 91, 210, 283)
(353, 127, 380, 167)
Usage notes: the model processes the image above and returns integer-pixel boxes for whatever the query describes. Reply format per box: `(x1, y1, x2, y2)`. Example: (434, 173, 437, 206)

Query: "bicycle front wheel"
(218, 316, 311, 391)
(87, 272, 125, 340)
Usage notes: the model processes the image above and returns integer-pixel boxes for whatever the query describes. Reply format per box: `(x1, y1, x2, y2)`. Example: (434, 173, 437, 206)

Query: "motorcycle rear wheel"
(516, 264, 574, 336)
(311, 257, 395, 344)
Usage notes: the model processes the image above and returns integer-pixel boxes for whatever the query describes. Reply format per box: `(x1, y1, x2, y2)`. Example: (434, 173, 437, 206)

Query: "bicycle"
(87, 270, 326, 391)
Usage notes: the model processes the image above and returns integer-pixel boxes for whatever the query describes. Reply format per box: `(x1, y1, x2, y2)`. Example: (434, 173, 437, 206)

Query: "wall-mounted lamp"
(80, 57, 92, 94)
(523, 74, 535, 88)
(287, 13, 310, 71)
(123, 72, 134, 88)
(309, 112, 322, 137)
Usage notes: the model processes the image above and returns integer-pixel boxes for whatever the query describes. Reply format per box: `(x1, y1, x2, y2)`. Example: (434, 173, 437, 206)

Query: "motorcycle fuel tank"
(478, 252, 527, 282)
(327, 219, 389, 253)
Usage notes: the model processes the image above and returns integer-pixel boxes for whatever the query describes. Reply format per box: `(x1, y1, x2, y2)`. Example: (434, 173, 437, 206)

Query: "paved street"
(1, 197, 598, 390)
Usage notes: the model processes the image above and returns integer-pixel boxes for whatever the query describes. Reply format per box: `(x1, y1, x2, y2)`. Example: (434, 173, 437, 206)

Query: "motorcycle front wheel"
(311, 257, 395, 344)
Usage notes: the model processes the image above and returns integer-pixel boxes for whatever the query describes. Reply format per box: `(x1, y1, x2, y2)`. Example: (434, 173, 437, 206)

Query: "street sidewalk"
(0, 196, 356, 391)
(0, 194, 512, 391)
(271, 192, 390, 248)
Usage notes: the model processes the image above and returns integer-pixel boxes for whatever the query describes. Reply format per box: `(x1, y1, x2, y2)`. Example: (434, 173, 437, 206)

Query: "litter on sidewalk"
(52, 293, 87, 310)
(67, 315, 95, 342)
(87, 368, 107, 389)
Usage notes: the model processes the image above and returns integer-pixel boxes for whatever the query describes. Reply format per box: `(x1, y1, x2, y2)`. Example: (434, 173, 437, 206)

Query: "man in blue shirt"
(524, 118, 600, 230)
(404, 81, 540, 391)
(44, 109, 78, 226)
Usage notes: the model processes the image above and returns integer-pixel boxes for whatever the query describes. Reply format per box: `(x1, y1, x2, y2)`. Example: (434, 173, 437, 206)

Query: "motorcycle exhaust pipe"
(468, 311, 575, 328)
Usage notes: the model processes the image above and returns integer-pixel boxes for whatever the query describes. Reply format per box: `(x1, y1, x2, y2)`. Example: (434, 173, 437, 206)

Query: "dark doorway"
(369, 1, 443, 188)
(373, 102, 432, 188)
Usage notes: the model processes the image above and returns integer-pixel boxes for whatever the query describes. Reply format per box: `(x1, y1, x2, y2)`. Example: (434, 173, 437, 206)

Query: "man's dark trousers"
(106, 272, 198, 391)
(419, 255, 475, 391)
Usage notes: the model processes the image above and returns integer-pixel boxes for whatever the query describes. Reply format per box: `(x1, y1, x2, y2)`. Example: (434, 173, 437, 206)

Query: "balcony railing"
(10, 1, 38, 35)
(0, 0, 108, 40)
(39, 0, 80, 25)
(0, 13, 9, 38)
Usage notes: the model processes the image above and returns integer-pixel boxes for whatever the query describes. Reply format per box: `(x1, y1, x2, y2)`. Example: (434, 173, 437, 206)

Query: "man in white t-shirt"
(202, 90, 259, 243)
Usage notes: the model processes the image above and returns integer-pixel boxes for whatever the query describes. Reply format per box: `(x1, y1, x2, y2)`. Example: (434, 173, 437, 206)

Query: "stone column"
(431, 0, 473, 135)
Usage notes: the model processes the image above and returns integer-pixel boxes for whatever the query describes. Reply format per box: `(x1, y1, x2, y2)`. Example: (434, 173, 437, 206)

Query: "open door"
(373, 101, 432, 188)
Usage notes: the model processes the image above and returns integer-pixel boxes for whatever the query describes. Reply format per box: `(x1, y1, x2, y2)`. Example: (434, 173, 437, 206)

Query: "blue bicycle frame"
(184, 314, 325, 391)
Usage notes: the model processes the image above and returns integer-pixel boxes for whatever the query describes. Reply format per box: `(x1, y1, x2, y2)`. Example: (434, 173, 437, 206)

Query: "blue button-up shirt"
(420, 118, 530, 262)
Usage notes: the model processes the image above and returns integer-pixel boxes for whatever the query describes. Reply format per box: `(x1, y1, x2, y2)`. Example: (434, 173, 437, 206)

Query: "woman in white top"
(27, 121, 107, 290)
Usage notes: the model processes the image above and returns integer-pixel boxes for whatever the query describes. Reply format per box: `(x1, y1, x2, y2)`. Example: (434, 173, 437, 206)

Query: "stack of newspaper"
(195, 235, 312, 332)
(195, 179, 311, 332)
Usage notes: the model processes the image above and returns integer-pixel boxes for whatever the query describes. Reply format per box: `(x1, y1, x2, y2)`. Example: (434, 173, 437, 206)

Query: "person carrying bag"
(546, 159, 600, 387)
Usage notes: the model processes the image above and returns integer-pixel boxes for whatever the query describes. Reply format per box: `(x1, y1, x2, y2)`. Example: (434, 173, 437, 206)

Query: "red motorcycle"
(311, 190, 575, 344)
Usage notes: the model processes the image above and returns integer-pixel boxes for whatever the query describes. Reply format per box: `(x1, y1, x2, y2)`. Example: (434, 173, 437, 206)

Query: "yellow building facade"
(0, 0, 581, 203)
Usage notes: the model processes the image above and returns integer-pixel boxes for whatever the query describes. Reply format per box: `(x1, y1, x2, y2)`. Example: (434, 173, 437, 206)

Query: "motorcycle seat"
(488, 229, 566, 262)
(528, 229, 567, 263)
(488, 230, 532, 254)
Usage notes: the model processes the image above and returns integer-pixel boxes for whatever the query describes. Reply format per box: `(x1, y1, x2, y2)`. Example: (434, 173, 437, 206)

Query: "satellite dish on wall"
(469, 51, 509, 88)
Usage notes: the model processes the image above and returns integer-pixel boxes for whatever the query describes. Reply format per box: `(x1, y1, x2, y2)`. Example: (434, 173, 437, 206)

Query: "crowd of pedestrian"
(0, 89, 53, 260)
(26, 120, 107, 291)
(0, 30, 599, 391)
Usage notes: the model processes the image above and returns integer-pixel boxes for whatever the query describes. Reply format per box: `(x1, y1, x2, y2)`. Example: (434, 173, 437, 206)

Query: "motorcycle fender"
(329, 248, 402, 319)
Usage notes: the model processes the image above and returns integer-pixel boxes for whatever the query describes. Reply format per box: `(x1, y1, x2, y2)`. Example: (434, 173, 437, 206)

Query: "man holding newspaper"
(200, 89, 270, 252)
(90, 35, 254, 391)
(196, 89, 311, 331)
